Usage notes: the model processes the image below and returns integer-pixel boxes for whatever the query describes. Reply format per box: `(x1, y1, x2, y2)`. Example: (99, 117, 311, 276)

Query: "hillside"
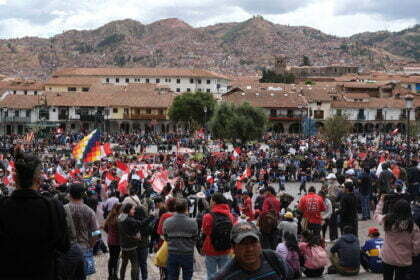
(0, 17, 417, 79)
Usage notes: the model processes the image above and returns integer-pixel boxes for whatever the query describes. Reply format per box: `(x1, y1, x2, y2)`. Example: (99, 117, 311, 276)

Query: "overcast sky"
(0, 0, 418, 39)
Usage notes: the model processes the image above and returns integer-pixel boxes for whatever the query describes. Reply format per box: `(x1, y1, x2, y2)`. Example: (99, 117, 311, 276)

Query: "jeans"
(360, 194, 371, 219)
(136, 247, 148, 280)
(167, 253, 194, 280)
(120, 249, 139, 280)
(108, 245, 121, 278)
(205, 255, 230, 280)
(383, 262, 410, 280)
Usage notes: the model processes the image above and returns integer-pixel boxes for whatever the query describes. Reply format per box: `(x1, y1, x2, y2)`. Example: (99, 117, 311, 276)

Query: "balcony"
(269, 115, 301, 121)
(357, 114, 366, 121)
(399, 114, 407, 121)
(58, 113, 69, 121)
(128, 114, 166, 120)
(2, 116, 31, 123)
(375, 114, 384, 121)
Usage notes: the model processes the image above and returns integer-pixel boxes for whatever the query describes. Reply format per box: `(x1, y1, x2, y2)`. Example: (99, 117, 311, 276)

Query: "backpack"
(307, 245, 329, 269)
(210, 212, 233, 251)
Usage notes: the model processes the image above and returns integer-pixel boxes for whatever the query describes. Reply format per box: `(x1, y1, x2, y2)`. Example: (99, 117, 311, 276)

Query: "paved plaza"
(91, 182, 385, 280)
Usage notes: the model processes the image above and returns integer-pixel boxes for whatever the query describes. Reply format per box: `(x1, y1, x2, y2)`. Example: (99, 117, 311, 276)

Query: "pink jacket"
(374, 199, 420, 267)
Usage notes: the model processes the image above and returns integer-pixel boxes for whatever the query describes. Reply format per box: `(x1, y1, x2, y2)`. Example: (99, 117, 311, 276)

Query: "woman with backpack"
(118, 203, 142, 280)
(104, 203, 122, 280)
(374, 195, 420, 280)
(298, 231, 329, 277)
(276, 232, 301, 279)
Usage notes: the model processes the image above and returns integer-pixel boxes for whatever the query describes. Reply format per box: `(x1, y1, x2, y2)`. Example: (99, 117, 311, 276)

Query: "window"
(165, 78, 171, 83)
(106, 78, 110, 83)
(314, 110, 324, 119)
(336, 109, 342, 116)
(217, 84, 220, 89)
(146, 109, 152, 114)
(206, 89, 211, 93)
(82, 88, 89, 92)
(190, 78, 194, 84)
(4, 111, 8, 117)
(71, 123, 76, 129)
(116, 78, 120, 83)
(156, 78, 160, 83)
(146, 78, 149, 83)
(176, 88, 180, 92)
(124, 108, 129, 115)
(198, 79, 202, 84)
(26, 110, 30, 117)
(15, 110, 19, 117)
(159, 109, 164, 115)
(187, 88, 191, 92)
(113, 108, 118, 113)
(104, 109, 109, 116)
(68, 87, 76, 92)
(13, 90, 16, 94)
(207, 80, 211, 84)
(24, 90, 27, 95)
(125, 78, 129, 83)
(316, 102, 322, 106)
(52, 108, 56, 112)
(270, 109, 277, 117)
(34, 91, 38, 95)
(176, 79, 180, 84)
(197, 88, 202, 92)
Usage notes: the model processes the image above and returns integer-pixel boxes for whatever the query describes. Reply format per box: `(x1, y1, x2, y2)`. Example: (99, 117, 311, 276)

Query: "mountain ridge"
(0, 17, 418, 79)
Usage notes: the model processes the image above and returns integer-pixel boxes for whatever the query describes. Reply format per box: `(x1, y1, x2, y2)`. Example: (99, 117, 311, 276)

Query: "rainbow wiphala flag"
(72, 129, 101, 163)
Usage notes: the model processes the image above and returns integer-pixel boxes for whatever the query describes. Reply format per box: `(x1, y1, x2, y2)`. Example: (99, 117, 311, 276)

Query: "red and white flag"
(118, 173, 129, 195)
(243, 167, 251, 178)
(105, 172, 116, 186)
(3, 174, 14, 186)
(391, 128, 399, 135)
(100, 143, 113, 158)
(54, 166, 68, 184)
(116, 161, 130, 174)
(7, 161, 14, 173)
(206, 175, 214, 184)
(152, 170, 169, 193)
(231, 147, 241, 160)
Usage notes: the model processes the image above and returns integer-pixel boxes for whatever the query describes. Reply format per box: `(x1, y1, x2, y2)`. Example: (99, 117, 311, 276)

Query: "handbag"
(154, 241, 168, 267)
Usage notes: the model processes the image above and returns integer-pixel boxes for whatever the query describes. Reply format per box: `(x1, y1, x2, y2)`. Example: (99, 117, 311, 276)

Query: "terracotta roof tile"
(0, 95, 40, 109)
(53, 67, 230, 80)
(44, 77, 100, 86)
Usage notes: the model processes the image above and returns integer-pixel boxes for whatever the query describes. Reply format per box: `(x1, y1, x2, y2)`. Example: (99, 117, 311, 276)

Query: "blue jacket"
(331, 234, 360, 268)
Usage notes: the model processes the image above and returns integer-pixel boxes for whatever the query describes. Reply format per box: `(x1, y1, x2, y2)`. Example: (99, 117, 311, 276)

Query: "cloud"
(0, 0, 417, 38)
(335, 0, 420, 21)
(232, 0, 312, 15)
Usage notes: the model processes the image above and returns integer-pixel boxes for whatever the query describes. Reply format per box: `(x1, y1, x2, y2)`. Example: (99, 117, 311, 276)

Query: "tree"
(209, 102, 267, 144)
(322, 115, 351, 147)
(260, 69, 295, 84)
(168, 91, 216, 130)
(301, 55, 311, 66)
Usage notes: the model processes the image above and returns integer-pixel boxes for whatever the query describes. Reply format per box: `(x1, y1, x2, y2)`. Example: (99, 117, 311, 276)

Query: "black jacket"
(118, 213, 141, 250)
(330, 234, 360, 268)
(0, 189, 70, 280)
(339, 192, 358, 224)
(358, 172, 372, 196)
(260, 228, 282, 250)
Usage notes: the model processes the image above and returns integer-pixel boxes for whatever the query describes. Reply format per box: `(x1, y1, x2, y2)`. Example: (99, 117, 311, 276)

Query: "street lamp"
(404, 94, 414, 166)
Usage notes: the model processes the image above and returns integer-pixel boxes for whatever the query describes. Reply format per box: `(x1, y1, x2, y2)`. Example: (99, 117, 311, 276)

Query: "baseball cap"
(368, 227, 379, 236)
(284, 212, 294, 219)
(231, 222, 260, 244)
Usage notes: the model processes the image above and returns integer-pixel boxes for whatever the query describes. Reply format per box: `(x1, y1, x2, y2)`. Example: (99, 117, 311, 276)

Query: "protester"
(374, 195, 420, 280)
(297, 186, 325, 236)
(329, 226, 360, 276)
(278, 211, 298, 240)
(319, 191, 332, 241)
(0, 149, 70, 279)
(360, 227, 384, 273)
(201, 192, 235, 280)
(258, 210, 282, 250)
(213, 222, 293, 280)
(104, 203, 122, 280)
(339, 181, 358, 236)
(276, 232, 301, 279)
(163, 198, 198, 280)
(118, 203, 141, 280)
(262, 186, 281, 216)
(298, 231, 328, 277)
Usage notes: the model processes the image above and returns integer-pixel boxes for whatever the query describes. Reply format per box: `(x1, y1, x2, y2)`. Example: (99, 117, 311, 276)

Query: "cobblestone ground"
(90, 182, 384, 280)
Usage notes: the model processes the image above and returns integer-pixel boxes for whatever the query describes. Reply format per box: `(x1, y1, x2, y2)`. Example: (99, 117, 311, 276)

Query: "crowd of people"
(0, 130, 420, 280)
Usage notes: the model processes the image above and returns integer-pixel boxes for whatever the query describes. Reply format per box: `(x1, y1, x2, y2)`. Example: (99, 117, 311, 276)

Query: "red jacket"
(201, 204, 235, 256)
(157, 212, 173, 236)
(298, 192, 326, 225)
(262, 194, 281, 215)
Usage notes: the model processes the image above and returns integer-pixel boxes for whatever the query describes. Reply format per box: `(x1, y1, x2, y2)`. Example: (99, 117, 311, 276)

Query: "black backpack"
(210, 212, 233, 251)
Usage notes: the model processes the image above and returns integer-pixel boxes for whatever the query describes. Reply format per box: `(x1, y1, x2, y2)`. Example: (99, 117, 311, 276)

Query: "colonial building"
(52, 67, 230, 95)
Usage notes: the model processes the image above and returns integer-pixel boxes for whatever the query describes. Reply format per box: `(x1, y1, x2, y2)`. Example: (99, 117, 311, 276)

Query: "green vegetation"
(322, 115, 351, 147)
(301, 55, 311, 66)
(209, 102, 267, 144)
(260, 69, 295, 84)
(168, 91, 216, 130)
